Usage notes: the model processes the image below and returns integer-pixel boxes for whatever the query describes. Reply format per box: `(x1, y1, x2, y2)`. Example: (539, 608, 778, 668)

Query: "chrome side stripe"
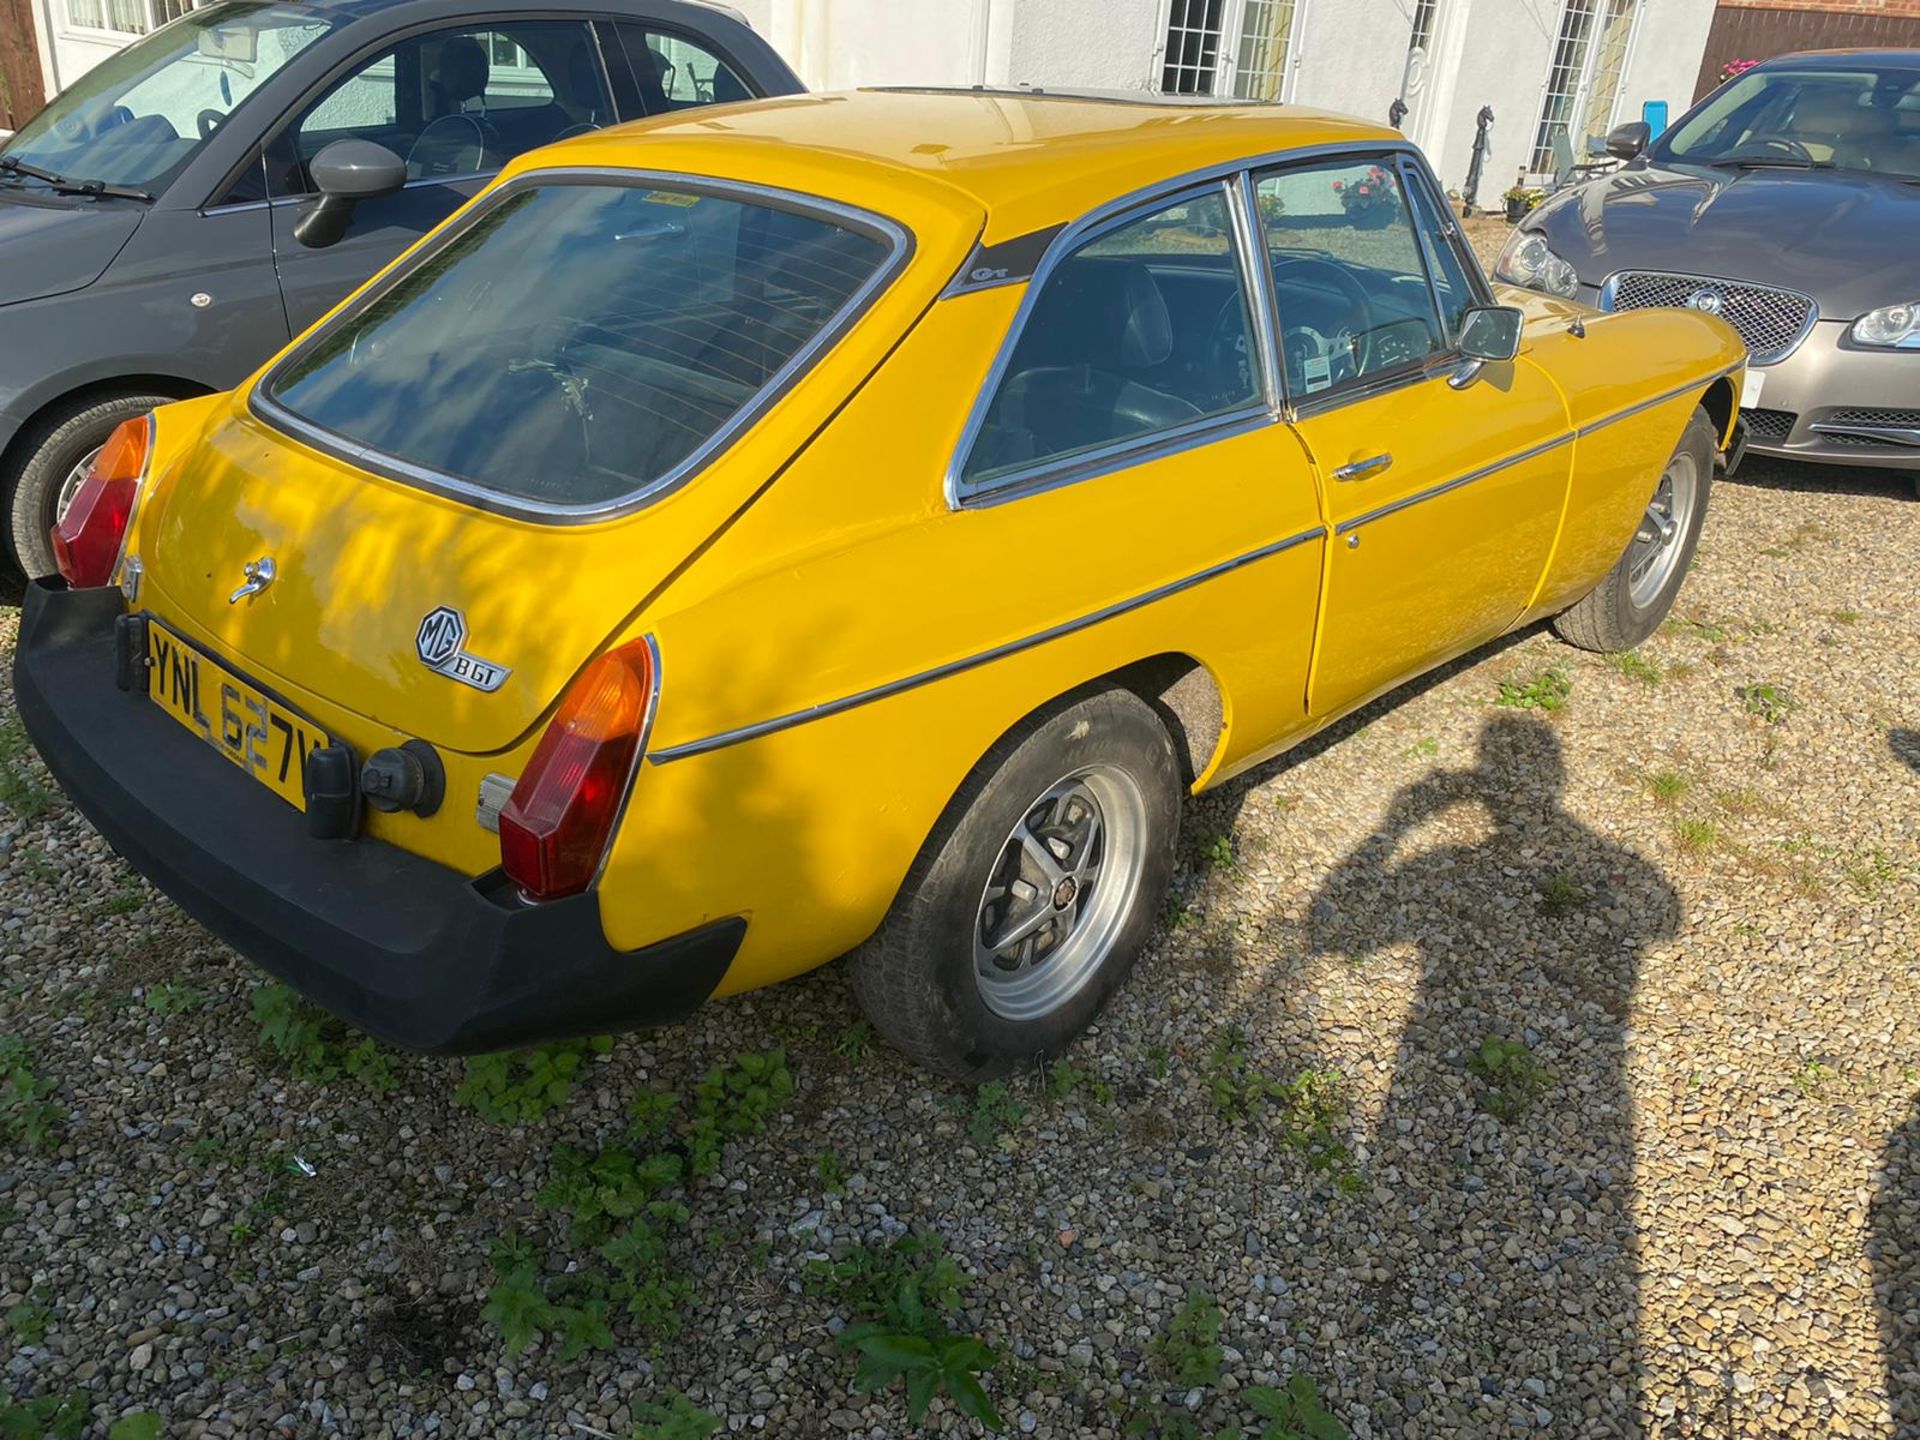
(647, 525, 1325, 764)
(1336, 360, 1741, 536)
(1336, 431, 1575, 536)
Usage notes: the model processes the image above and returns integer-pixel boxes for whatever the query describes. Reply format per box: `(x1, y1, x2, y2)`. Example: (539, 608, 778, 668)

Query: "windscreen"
(1657, 66, 1920, 181)
(0, 2, 331, 193)
(267, 181, 895, 510)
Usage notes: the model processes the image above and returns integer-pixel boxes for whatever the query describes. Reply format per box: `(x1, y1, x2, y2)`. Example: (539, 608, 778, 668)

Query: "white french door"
(1157, 0, 1311, 103)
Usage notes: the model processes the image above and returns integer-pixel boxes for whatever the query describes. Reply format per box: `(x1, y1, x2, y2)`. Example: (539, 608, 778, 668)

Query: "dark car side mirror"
(1606, 120, 1651, 161)
(294, 140, 408, 250)
(1450, 304, 1525, 389)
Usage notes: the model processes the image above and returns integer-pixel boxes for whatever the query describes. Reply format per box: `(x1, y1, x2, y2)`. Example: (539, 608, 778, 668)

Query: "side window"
(1253, 158, 1447, 400)
(1403, 169, 1480, 341)
(961, 187, 1261, 491)
(616, 25, 756, 115)
(273, 22, 611, 196)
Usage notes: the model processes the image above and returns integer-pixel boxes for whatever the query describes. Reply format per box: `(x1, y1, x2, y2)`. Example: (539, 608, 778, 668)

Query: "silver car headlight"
(1850, 300, 1920, 349)
(1494, 232, 1581, 299)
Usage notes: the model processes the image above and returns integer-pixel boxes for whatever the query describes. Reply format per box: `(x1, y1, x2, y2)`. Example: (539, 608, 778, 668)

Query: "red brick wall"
(1694, 1, 1920, 98)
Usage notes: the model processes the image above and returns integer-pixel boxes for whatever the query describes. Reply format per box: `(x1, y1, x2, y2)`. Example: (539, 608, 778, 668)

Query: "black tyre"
(4, 393, 172, 579)
(1553, 406, 1717, 653)
(850, 687, 1183, 1082)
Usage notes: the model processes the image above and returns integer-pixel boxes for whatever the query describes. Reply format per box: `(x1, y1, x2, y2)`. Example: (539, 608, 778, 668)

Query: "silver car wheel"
(1626, 448, 1700, 609)
(973, 765, 1148, 1023)
(55, 445, 103, 525)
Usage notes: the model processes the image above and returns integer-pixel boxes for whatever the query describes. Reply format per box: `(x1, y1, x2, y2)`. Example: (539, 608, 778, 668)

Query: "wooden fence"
(1694, 3, 1920, 99)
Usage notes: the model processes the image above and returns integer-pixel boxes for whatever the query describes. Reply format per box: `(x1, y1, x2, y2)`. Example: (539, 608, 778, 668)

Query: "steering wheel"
(197, 108, 228, 140)
(1203, 296, 1257, 404)
(1270, 255, 1379, 390)
(1733, 136, 1815, 162)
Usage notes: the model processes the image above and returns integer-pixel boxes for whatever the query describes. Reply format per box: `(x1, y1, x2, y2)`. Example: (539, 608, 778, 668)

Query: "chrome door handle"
(1333, 452, 1393, 481)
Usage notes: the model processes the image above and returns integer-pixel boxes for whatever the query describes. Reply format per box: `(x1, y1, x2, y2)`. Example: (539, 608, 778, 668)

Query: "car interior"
(1664, 68, 1920, 177)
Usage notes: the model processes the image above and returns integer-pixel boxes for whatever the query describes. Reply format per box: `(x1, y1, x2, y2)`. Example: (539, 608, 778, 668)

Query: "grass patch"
(1673, 818, 1719, 853)
(1536, 872, 1586, 913)
(1402, 736, 1439, 760)
(1647, 770, 1690, 805)
(1494, 666, 1572, 712)
(0, 716, 52, 822)
(1605, 650, 1660, 685)
(1831, 609, 1859, 626)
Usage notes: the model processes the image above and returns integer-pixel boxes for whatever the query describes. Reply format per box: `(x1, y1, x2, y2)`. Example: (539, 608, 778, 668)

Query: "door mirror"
(1459, 304, 1524, 362)
(1606, 120, 1651, 161)
(294, 140, 407, 249)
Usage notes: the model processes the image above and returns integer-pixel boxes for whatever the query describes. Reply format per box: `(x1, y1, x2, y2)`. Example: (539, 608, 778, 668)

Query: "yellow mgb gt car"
(15, 90, 1745, 1080)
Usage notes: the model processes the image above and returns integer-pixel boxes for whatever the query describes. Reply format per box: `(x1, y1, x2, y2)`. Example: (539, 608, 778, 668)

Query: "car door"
(265, 20, 616, 336)
(1260, 153, 1572, 718)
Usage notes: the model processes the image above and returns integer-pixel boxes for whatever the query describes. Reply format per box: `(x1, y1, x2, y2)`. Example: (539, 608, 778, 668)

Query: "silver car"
(1495, 49, 1918, 487)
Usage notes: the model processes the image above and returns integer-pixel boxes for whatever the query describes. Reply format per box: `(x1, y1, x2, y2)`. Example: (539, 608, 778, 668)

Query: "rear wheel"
(4, 392, 172, 579)
(1553, 406, 1716, 653)
(850, 687, 1182, 1082)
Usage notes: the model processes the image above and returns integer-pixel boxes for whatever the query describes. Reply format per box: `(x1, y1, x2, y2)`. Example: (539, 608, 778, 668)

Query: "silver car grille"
(1601, 271, 1817, 366)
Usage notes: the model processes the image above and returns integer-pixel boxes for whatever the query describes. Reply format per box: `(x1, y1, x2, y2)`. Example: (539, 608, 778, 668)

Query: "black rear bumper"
(10, 580, 739, 1054)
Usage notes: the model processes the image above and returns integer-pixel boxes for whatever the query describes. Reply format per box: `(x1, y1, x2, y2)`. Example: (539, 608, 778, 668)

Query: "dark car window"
(265, 181, 895, 510)
(1657, 65, 1920, 180)
(961, 187, 1260, 491)
(0, 2, 331, 195)
(614, 24, 758, 115)
(271, 21, 612, 197)
(1253, 158, 1447, 400)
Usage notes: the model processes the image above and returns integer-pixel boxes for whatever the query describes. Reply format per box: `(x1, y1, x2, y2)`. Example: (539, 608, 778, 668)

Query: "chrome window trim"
(203, 170, 496, 216)
(1597, 269, 1819, 366)
(945, 176, 1267, 507)
(1226, 169, 1287, 413)
(945, 138, 1417, 509)
(648, 523, 1325, 764)
(954, 406, 1275, 510)
(249, 166, 914, 525)
(1252, 149, 1468, 418)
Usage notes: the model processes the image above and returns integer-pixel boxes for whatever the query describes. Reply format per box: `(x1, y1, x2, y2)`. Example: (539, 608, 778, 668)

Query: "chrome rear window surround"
(251, 168, 913, 525)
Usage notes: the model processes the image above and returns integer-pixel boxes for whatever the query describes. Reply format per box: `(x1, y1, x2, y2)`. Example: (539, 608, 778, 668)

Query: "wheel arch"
(1, 373, 216, 491)
(1700, 375, 1737, 449)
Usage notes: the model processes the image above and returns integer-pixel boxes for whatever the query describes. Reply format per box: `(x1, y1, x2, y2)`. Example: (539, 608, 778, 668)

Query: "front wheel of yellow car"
(850, 687, 1182, 1083)
(1552, 406, 1717, 654)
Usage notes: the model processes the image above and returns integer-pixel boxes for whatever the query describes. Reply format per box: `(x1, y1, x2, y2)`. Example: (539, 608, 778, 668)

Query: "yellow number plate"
(145, 621, 326, 813)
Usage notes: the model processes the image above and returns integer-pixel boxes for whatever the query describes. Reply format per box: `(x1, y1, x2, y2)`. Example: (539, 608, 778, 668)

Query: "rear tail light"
(52, 415, 152, 588)
(499, 637, 657, 902)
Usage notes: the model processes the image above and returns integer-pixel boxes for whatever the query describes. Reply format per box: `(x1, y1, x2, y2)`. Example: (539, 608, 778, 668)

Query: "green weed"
(3, 1292, 52, 1346)
(628, 1392, 722, 1439)
(457, 1038, 610, 1123)
(833, 1020, 875, 1064)
(0, 1038, 62, 1153)
(252, 984, 397, 1091)
(1244, 1373, 1349, 1438)
(1791, 1058, 1832, 1097)
(1204, 832, 1236, 870)
(1203, 1033, 1356, 1183)
(1402, 736, 1439, 760)
(143, 983, 206, 1016)
(0, 717, 52, 823)
(1155, 1291, 1225, 1388)
(1832, 610, 1860, 626)
(966, 1080, 1027, 1149)
(1537, 872, 1586, 913)
(687, 1049, 793, 1176)
(1046, 1059, 1113, 1105)
(815, 1148, 848, 1195)
(108, 1417, 163, 1440)
(0, 1388, 89, 1439)
(1738, 683, 1796, 726)
(1466, 1036, 1552, 1122)
(1674, 818, 1719, 853)
(1494, 666, 1572, 712)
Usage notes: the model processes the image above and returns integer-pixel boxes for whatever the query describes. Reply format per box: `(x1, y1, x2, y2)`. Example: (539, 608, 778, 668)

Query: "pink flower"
(1357, 184, 1371, 195)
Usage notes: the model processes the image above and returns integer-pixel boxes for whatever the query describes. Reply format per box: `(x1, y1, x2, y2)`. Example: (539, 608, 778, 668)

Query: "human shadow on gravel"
(1891, 729, 1920, 776)
(1305, 712, 1678, 1434)
(1874, 1099, 1920, 1437)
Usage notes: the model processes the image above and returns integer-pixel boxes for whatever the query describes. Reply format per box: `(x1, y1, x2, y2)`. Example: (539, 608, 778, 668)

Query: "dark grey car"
(1494, 49, 1919, 485)
(0, 0, 801, 576)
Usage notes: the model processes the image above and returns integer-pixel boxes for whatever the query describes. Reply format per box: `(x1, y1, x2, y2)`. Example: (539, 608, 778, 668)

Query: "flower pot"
(1505, 195, 1529, 223)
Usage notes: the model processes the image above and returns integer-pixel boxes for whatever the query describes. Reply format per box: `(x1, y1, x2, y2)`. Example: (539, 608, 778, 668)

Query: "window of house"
(274, 21, 608, 195)
(1254, 159, 1448, 398)
(1159, 0, 1299, 99)
(1530, 0, 1639, 173)
(960, 187, 1260, 491)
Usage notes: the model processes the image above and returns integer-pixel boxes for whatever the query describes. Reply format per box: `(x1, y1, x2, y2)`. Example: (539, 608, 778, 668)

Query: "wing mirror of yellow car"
(295, 139, 408, 250)
(1449, 304, 1525, 389)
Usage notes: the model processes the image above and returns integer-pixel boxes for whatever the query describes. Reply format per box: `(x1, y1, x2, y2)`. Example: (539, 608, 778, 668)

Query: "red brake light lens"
(51, 415, 151, 588)
(499, 638, 656, 902)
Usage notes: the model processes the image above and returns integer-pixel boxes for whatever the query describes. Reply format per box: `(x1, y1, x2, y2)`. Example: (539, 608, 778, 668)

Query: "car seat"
(406, 37, 502, 179)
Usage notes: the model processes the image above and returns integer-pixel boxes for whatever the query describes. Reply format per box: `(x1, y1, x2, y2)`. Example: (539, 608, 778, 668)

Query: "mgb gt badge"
(416, 607, 510, 693)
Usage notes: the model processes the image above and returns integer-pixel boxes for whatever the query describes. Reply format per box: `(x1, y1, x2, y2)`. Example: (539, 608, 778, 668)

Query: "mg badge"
(1687, 287, 1724, 316)
(415, 607, 510, 693)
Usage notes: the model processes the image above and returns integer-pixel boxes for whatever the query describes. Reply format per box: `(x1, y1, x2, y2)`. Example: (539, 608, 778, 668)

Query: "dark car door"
(265, 20, 618, 336)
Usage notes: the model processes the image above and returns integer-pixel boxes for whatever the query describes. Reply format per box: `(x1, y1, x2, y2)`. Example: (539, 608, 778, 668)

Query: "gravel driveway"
(2, 452, 1916, 1440)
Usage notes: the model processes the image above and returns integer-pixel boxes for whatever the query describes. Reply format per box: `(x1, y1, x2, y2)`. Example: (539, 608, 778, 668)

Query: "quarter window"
(616, 26, 757, 114)
(962, 188, 1261, 490)
(1253, 158, 1447, 399)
